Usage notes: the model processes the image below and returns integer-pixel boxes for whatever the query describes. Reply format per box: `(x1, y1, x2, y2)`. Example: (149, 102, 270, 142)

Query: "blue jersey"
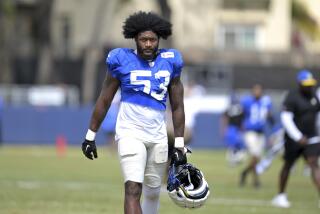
(241, 95, 272, 132)
(106, 48, 183, 111)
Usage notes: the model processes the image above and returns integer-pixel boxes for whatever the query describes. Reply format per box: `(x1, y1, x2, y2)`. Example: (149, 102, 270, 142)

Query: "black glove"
(82, 140, 98, 160)
(171, 147, 191, 166)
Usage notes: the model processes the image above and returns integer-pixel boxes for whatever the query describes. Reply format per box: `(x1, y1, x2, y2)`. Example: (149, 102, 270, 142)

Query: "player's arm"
(169, 76, 185, 143)
(89, 73, 120, 132)
(169, 76, 191, 165)
(280, 93, 307, 145)
(82, 73, 120, 160)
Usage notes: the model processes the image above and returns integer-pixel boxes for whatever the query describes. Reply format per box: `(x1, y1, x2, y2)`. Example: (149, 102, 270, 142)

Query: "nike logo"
(86, 145, 90, 152)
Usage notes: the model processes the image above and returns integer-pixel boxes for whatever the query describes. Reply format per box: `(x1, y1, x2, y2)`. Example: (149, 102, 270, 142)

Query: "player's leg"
(272, 140, 300, 208)
(252, 133, 266, 187)
(118, 138, 147, 214)
(225, 126, 240, 166)
(271, 159, 296, 208)
(125, 181, 143, 214)
(305, 156, 320, 192)
(233, 129, 247, 166)
(279, 158, 296, 193)
(141, 185, 161, 214)
(240, 131, 252, 186)
(142, 142, 168, 214)
(240, 131, 263, 187)
(241, 155, 260, 186)
(304, 143, 320, 197)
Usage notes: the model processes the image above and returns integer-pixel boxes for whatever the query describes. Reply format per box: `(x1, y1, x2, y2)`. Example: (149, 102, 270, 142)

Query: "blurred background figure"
(256, 126, 284, 175)
(271, 70, 320, 208)
(221, 93, 246, 167)
(239, 84, 275, 188)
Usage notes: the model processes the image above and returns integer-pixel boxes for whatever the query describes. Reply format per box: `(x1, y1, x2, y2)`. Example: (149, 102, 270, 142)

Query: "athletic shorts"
(284, 140, 320, 162)
(117, 138, 168, 188)
(244, 131, 265, 158)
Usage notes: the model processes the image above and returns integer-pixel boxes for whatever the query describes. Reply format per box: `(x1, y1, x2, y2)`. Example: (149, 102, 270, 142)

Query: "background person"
(271, 70, 320, 208)
(239, 84, 275, 188)
(221, 94, 246, 166)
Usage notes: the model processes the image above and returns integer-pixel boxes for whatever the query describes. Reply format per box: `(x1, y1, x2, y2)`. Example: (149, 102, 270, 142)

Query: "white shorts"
(244, 131, 265, 158)
(117, 138, 168, 188)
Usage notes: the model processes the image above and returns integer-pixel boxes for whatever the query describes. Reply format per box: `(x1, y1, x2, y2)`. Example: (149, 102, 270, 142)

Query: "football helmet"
(167, 162, 210, 208)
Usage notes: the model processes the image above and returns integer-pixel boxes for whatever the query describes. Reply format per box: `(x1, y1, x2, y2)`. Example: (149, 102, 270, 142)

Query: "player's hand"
(82, 140, 98, 160)
(171, 147, 191, 166)
(298, 136, 308, 146)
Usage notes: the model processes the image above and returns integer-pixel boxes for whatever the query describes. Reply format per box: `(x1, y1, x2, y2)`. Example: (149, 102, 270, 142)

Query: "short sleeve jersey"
(283, 89, 320, 139)
(241, 95, 272, 132)
(106, 48, 183, 111)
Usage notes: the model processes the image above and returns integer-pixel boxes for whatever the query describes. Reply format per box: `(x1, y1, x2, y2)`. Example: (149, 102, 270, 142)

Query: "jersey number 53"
(130, 70, 170, 101)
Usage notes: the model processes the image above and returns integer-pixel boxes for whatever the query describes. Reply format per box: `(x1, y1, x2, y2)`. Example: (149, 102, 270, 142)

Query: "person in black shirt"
(271, 70, 320, 208)
(221, 94, 246, 166)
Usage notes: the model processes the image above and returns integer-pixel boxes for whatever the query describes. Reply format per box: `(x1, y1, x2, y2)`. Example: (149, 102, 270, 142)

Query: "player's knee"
(125, 181, 142, 199)
(144, 174, 161, 188)
(284, 160, 295, 170)
(306, 156, 319, 169)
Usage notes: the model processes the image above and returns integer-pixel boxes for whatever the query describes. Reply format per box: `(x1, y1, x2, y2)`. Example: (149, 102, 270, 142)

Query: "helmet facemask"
(167, 163, 210, 208)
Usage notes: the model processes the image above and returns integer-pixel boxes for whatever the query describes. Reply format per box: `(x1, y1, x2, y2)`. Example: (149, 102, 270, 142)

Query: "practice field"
(0, 146, 319, 214)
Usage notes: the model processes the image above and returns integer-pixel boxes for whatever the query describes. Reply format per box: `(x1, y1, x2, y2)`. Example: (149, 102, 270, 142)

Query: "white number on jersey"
(249, 104, 268, 123)
(130, 70, 170, 101)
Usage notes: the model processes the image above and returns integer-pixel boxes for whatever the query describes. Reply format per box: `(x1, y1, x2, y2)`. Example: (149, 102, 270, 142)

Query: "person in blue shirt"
(239, 84, 274, 188)
(81, 11, 188, 214)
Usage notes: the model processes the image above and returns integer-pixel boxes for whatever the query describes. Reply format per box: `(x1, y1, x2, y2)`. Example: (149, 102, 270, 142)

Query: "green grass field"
(0, 146, 319, 214)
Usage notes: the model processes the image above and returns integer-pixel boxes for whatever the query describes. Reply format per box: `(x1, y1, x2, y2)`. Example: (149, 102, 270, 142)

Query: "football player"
(81, 11, 187, 214)
(239, 84, 275, 188)
(221, 94, 246, 167)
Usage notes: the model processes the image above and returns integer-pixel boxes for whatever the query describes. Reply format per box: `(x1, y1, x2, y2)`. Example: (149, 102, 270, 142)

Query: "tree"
(0, 0, 15, 83)
(81, 0, 117, 104)
(35, 0, 54, 84)
(292, 0, 320, 40)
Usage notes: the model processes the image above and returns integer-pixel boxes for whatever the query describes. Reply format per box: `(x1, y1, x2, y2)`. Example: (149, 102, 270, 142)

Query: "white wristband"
(85, 129, 96, 141)
(174, 137, 184, 148)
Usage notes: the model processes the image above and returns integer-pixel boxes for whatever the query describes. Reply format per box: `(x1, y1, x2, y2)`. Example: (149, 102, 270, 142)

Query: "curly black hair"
(122, 11, 172, 39)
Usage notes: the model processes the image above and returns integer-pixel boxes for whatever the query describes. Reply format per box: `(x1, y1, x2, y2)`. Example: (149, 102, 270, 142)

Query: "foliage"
(292, 0, 320, 40)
